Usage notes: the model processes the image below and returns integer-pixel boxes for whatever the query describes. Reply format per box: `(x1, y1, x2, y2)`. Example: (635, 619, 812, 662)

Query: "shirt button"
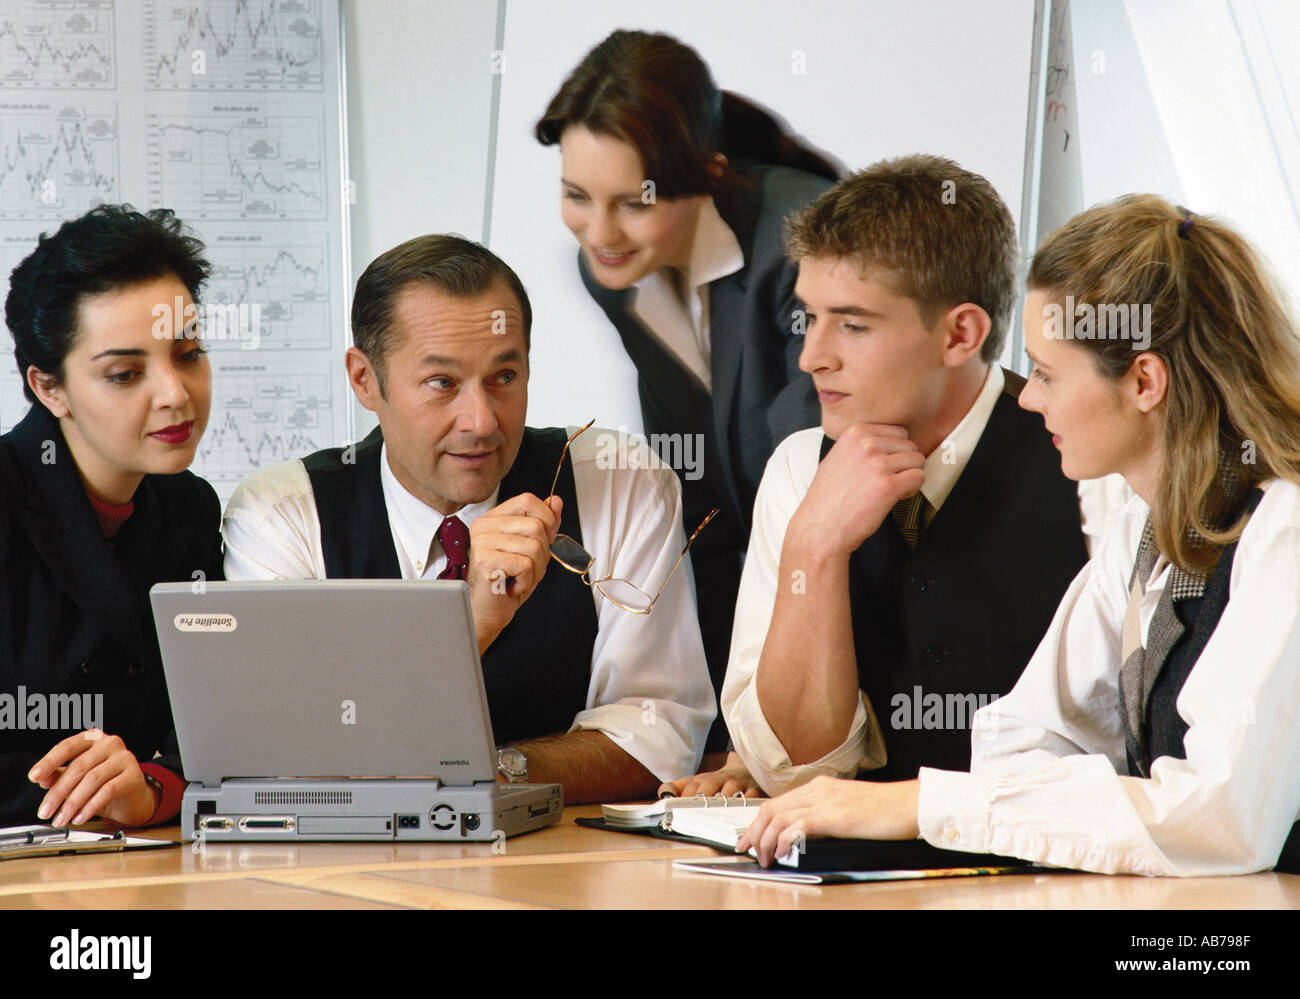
(909, 576, 928, 592)
(80, 658, 96, 676)
(946, 828, 960, 843)
(924, 646, 944, 664)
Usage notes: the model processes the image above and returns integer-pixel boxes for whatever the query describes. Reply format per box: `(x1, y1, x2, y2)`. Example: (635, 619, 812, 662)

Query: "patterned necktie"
(436, 515, 470, 580)
(1118, 518, 1208, 776)
(891, 492, 927, 550)
(1119, 483, 1263, 775)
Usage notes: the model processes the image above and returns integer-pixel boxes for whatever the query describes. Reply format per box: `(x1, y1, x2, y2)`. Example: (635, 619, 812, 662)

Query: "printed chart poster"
(0, 0, 352, 504)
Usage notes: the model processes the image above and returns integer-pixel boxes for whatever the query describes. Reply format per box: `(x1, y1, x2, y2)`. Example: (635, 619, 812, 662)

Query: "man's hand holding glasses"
(467, 491, 562, 654)
(467, 418, 718, 654)
(546, 420, 717, 615)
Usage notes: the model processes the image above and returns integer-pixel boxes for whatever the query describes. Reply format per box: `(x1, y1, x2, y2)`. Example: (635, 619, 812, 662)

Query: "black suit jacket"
(579, 164, 830, 551)
(580, 165, 830, 734)
(0, 404, 224, 824)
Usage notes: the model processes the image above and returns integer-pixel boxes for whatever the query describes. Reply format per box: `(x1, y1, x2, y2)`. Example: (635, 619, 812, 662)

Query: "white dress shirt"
(722, 366, 1124, 795)
(221, 428, 717, 781)
(918, 479, 1300, 876)
(627, 197, 744, 393)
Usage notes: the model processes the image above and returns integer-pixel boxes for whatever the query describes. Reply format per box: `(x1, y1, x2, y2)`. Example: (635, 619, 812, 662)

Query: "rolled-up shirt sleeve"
(722, 430, 886, 796)
(222, 459, 325, 581)
(919, 484, 1300, 876)
(567, 432, 716, 782)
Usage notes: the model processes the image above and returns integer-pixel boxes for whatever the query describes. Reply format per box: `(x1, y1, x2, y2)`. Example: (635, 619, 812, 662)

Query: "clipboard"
(0, 825, 175, 862)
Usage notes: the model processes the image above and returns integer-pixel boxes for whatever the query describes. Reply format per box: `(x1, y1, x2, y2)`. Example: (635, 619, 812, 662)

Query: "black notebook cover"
(576, 816, 1033, 872)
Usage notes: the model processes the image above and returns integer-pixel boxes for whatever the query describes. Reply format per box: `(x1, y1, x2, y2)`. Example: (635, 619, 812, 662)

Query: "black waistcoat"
(831, 374, 1089, 781)
(1123, 492, 1300, 872)
(302, 427, 598, 746)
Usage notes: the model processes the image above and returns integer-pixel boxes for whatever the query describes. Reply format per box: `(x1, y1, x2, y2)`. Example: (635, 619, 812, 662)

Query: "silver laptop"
(149, 580, 562, 842)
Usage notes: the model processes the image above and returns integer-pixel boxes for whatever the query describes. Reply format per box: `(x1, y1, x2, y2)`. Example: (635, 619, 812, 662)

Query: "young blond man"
(669, 155, 1119, 798)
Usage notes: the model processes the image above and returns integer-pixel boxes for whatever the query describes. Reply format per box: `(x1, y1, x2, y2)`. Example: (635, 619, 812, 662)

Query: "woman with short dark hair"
(1, 203, 224, 828)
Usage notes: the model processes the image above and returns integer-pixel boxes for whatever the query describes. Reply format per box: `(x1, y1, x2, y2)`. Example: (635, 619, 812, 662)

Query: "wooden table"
(2, 806, 1298, 909)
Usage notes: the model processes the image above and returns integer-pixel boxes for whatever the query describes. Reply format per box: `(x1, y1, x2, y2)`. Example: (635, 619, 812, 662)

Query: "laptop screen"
(150, 580, 495, 787)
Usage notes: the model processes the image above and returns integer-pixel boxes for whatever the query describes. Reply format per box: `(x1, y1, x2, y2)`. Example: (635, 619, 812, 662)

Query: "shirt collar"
(921, 365, 1004, 514)
(684, 196, 744, 291)
(379, 443, 499, 574)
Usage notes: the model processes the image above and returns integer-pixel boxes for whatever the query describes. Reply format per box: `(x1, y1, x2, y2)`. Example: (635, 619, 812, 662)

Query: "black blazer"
(579, 163, 831, 551)
(0, 404, 224, 825)
(580, 164, 831, 740)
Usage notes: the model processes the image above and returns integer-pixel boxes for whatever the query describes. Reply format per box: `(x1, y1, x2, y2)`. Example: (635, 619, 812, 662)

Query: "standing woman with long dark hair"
(536, 30, 840, 749)
(1, 205, 224, 828)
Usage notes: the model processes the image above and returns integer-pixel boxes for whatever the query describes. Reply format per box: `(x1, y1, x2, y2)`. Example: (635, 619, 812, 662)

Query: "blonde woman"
(739, 195, 1300, 876)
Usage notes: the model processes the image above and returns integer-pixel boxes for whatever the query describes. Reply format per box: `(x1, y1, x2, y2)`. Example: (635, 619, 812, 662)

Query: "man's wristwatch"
(496, 746, 529, 783)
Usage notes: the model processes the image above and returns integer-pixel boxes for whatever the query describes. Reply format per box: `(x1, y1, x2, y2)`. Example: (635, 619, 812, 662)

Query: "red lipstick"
(149, 421, 193, 444)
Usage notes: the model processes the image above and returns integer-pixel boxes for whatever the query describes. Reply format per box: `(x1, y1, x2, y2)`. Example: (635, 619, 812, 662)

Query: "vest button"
(909, 576, 927, 592)
(924, 646, 944, 664)
(80, 658, 96, 676)
(128, 662, 145, 678)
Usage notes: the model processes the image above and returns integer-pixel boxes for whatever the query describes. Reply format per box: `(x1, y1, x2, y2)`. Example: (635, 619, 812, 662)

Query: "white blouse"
(626, 197, 744, 392)
(919, 479, 1300, 876)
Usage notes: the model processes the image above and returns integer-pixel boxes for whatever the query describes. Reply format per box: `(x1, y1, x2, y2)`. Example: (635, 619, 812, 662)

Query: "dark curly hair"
(5, 203, 209, 405)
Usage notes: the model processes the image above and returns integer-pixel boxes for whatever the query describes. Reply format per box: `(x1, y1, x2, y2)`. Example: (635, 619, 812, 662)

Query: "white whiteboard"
(487, 0, 1038, 434)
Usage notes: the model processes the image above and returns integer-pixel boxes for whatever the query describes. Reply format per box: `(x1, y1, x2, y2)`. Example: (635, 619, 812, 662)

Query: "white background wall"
(344, 0, 1040, 436)
(1070, 0, 1299, 314)
(343, 0, 1300, 442)
(487, 0, 1037, 433)
(1122, 0, 1300, 310)
(343, 0, 502, 437)
(1069, 0, 1184, 210)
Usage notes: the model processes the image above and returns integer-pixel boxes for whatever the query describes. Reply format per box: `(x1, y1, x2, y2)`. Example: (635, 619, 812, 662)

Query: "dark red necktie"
(436, 515, 469, 580)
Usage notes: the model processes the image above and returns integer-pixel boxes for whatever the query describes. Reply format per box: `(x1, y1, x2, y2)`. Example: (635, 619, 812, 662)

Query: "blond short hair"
(784, 154, 1018, 361)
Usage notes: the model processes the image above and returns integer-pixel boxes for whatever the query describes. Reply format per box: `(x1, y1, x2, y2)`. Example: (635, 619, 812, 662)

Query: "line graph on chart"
(0, 103, 117, 218)
(204, 242, 331, 352)
(195, 365, 342, 501)
(144, 0, 323, 91)
(147, 110, 324, 220)
(0, 0, 115, 89)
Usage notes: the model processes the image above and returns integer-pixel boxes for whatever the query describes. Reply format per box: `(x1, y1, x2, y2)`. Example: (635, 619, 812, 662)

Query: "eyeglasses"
(547, 419, 718, 614)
